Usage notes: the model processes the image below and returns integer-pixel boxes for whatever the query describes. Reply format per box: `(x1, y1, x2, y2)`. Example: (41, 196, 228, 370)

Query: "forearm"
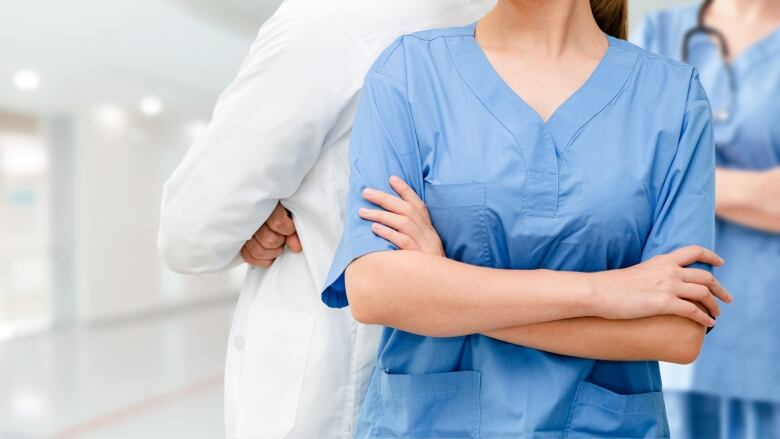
(345, 250, 598, 337)
(484, 314, 705, 364)
(716, 168, 780, 233)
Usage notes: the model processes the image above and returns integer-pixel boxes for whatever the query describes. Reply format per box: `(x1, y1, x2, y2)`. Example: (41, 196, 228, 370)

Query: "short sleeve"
(321, 64, 423, 308)
(641, 72, 716, 272)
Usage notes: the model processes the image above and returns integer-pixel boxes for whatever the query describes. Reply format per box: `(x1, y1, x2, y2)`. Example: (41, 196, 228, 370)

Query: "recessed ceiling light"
(93, 104, 128, 129)
(140, 95, 163, 116)
(13, 69, 40, 91)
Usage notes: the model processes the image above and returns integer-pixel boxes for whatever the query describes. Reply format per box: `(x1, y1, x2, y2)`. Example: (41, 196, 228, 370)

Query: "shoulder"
(613, 36, 707, 120)
(257, 0, 365, 51)
(613, 37, 698, 86)
(368, 24, 474, 78)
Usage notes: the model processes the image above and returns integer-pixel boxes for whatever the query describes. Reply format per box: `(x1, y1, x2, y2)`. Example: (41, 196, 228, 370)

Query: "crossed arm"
(716, 168, 780, 233)
(347, 177, 731, 365)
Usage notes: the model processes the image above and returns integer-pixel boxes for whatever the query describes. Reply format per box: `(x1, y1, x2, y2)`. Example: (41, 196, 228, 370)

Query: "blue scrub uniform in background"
(634, 6, 780, 439)
(322, 23, 715, 439)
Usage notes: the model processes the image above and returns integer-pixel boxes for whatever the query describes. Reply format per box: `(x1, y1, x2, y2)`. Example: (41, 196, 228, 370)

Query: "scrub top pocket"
(424, 182, 491, 266)
(371, 370, 482, 439)
(564, 381, 669, 438)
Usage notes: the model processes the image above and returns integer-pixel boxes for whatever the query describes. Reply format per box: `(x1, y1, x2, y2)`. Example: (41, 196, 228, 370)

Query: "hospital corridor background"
(0, 1, 774, 438)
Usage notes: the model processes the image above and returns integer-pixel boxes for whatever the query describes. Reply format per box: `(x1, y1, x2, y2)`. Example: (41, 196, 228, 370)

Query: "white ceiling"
(0, 0, 283, 119)
(0, 0, 690, 121)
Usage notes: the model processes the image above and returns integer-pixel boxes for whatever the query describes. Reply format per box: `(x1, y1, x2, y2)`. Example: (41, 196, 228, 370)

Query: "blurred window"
(0, 113, 52, 340)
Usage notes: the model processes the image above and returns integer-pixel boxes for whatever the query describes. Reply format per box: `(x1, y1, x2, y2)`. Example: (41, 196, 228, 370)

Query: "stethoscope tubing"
(681, 0, 736, 122)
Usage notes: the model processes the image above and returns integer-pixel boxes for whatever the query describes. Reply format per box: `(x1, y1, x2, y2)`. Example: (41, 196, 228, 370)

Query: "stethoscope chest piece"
(714, 109, 731, 123)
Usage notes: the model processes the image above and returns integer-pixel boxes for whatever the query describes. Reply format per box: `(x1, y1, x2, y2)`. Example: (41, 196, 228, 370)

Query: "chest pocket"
(424, 182, 491, 266)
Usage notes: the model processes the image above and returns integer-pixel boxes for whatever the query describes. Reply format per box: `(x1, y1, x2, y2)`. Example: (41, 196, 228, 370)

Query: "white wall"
(69, 111, 241, 322)
(630, 0, 695, 31)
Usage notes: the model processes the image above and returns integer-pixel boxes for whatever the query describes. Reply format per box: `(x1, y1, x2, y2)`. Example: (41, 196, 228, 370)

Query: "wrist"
(551, 270, 603, 318)
(579, 271, 606, 317)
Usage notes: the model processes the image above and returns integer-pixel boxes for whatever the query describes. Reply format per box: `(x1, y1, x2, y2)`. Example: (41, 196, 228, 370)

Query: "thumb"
(286, 233, 303, 253)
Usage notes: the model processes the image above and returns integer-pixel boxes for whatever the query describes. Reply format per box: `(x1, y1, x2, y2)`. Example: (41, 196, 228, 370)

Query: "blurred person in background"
(158, 0, 494, 437)
(633, 0, 780, 438)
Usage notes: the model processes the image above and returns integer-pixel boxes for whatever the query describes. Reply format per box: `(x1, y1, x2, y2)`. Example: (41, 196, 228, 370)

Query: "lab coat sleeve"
(321, 50, 424, 308)
(158, 0, 369, 274)
(641, 71, 716, 272)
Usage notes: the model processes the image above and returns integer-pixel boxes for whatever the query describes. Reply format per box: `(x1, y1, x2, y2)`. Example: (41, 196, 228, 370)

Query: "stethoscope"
(682, 0, 736, 122)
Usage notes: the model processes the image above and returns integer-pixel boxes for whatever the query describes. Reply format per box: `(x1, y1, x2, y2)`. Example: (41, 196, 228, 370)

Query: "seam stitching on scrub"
(646, 68, 700, 227)
(367, 43, 428, 204)
(561, 53, 642, 154)
(443, 36, 531, 217)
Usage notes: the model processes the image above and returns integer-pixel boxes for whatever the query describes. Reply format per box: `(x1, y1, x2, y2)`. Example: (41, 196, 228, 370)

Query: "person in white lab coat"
(157, 1, 494, 437)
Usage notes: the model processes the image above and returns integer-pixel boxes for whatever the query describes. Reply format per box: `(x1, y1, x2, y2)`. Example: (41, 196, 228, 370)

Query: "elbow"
(158, 218, 235, 275)
(663, 322, 705, 365)
(344, 258, 388, 325)
(157, 228, 202, 274)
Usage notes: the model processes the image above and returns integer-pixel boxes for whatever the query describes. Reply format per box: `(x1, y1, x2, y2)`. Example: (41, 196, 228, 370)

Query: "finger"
(389, 176, 426, 211)
(669, 246, 725, 267)
(254, 224, 285, 249)
(285, 232, 303, 253)
(359, 208, 415, 233)
(241, 246, 274, 268)
(679, 283, 720, 318)
(669, 299, 716, 327)
(245, 239, 284, 260)
(681, 268, 733, 303)
(363, 187, 409, 215)
(370, 223, 417, 250)
(267, 204, 296, 236)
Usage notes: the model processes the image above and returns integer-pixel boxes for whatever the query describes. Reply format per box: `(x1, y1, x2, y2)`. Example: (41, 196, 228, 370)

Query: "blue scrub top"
(634, 5, 780, 404)
(323, 23, 715, 438)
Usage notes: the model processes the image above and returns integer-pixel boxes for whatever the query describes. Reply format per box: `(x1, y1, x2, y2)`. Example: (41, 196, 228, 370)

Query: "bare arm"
(351, 177, 729, 360)
(716, 167, 780, 233)
(346, 251, 598, 337)
(484, 312, 706, 365)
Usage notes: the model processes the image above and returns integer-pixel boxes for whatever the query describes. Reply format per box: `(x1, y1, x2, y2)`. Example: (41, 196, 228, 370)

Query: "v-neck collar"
(730, 26, 780, 78)
(446, 22, 639, 152)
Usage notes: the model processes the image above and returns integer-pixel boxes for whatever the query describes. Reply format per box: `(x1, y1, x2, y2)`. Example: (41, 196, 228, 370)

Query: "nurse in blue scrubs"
(321, 1, 733, 437)
(633, 1, 780, 438)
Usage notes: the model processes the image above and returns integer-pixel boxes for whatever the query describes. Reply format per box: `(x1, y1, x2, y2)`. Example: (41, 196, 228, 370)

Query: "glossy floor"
(0, 300, 234, 439)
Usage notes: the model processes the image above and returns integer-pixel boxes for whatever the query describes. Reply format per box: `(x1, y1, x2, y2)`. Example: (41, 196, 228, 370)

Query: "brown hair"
(590, 0, 628, 40)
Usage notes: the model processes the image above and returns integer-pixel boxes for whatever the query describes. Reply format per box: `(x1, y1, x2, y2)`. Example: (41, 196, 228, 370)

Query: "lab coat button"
(234, 335, 246, 350)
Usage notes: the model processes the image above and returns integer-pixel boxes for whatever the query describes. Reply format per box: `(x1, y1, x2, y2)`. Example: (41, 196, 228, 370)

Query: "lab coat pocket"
(237, 307, 314, 439)
(371, 370, 481, 438)
(564, 381, 669, 438)
(424, 182, 491, 266)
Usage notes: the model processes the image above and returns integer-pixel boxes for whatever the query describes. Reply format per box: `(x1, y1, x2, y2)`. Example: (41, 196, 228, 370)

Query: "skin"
(236, 0, 741, 363)
(361, 177, 718, 364)
(474, 0, 609, 122)
(240, 202, 302, 268)
(704, 0, 780, 234)
(344, 0, 732, 365)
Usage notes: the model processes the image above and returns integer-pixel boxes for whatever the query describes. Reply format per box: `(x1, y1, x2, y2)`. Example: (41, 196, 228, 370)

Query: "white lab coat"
(158, 0, 494, 437)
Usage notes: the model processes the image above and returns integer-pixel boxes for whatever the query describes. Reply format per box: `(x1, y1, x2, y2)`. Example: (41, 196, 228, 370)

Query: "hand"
(240, 202, 302, 268)
(359, 176, 445, 257)
(592, 246, 733, 327)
